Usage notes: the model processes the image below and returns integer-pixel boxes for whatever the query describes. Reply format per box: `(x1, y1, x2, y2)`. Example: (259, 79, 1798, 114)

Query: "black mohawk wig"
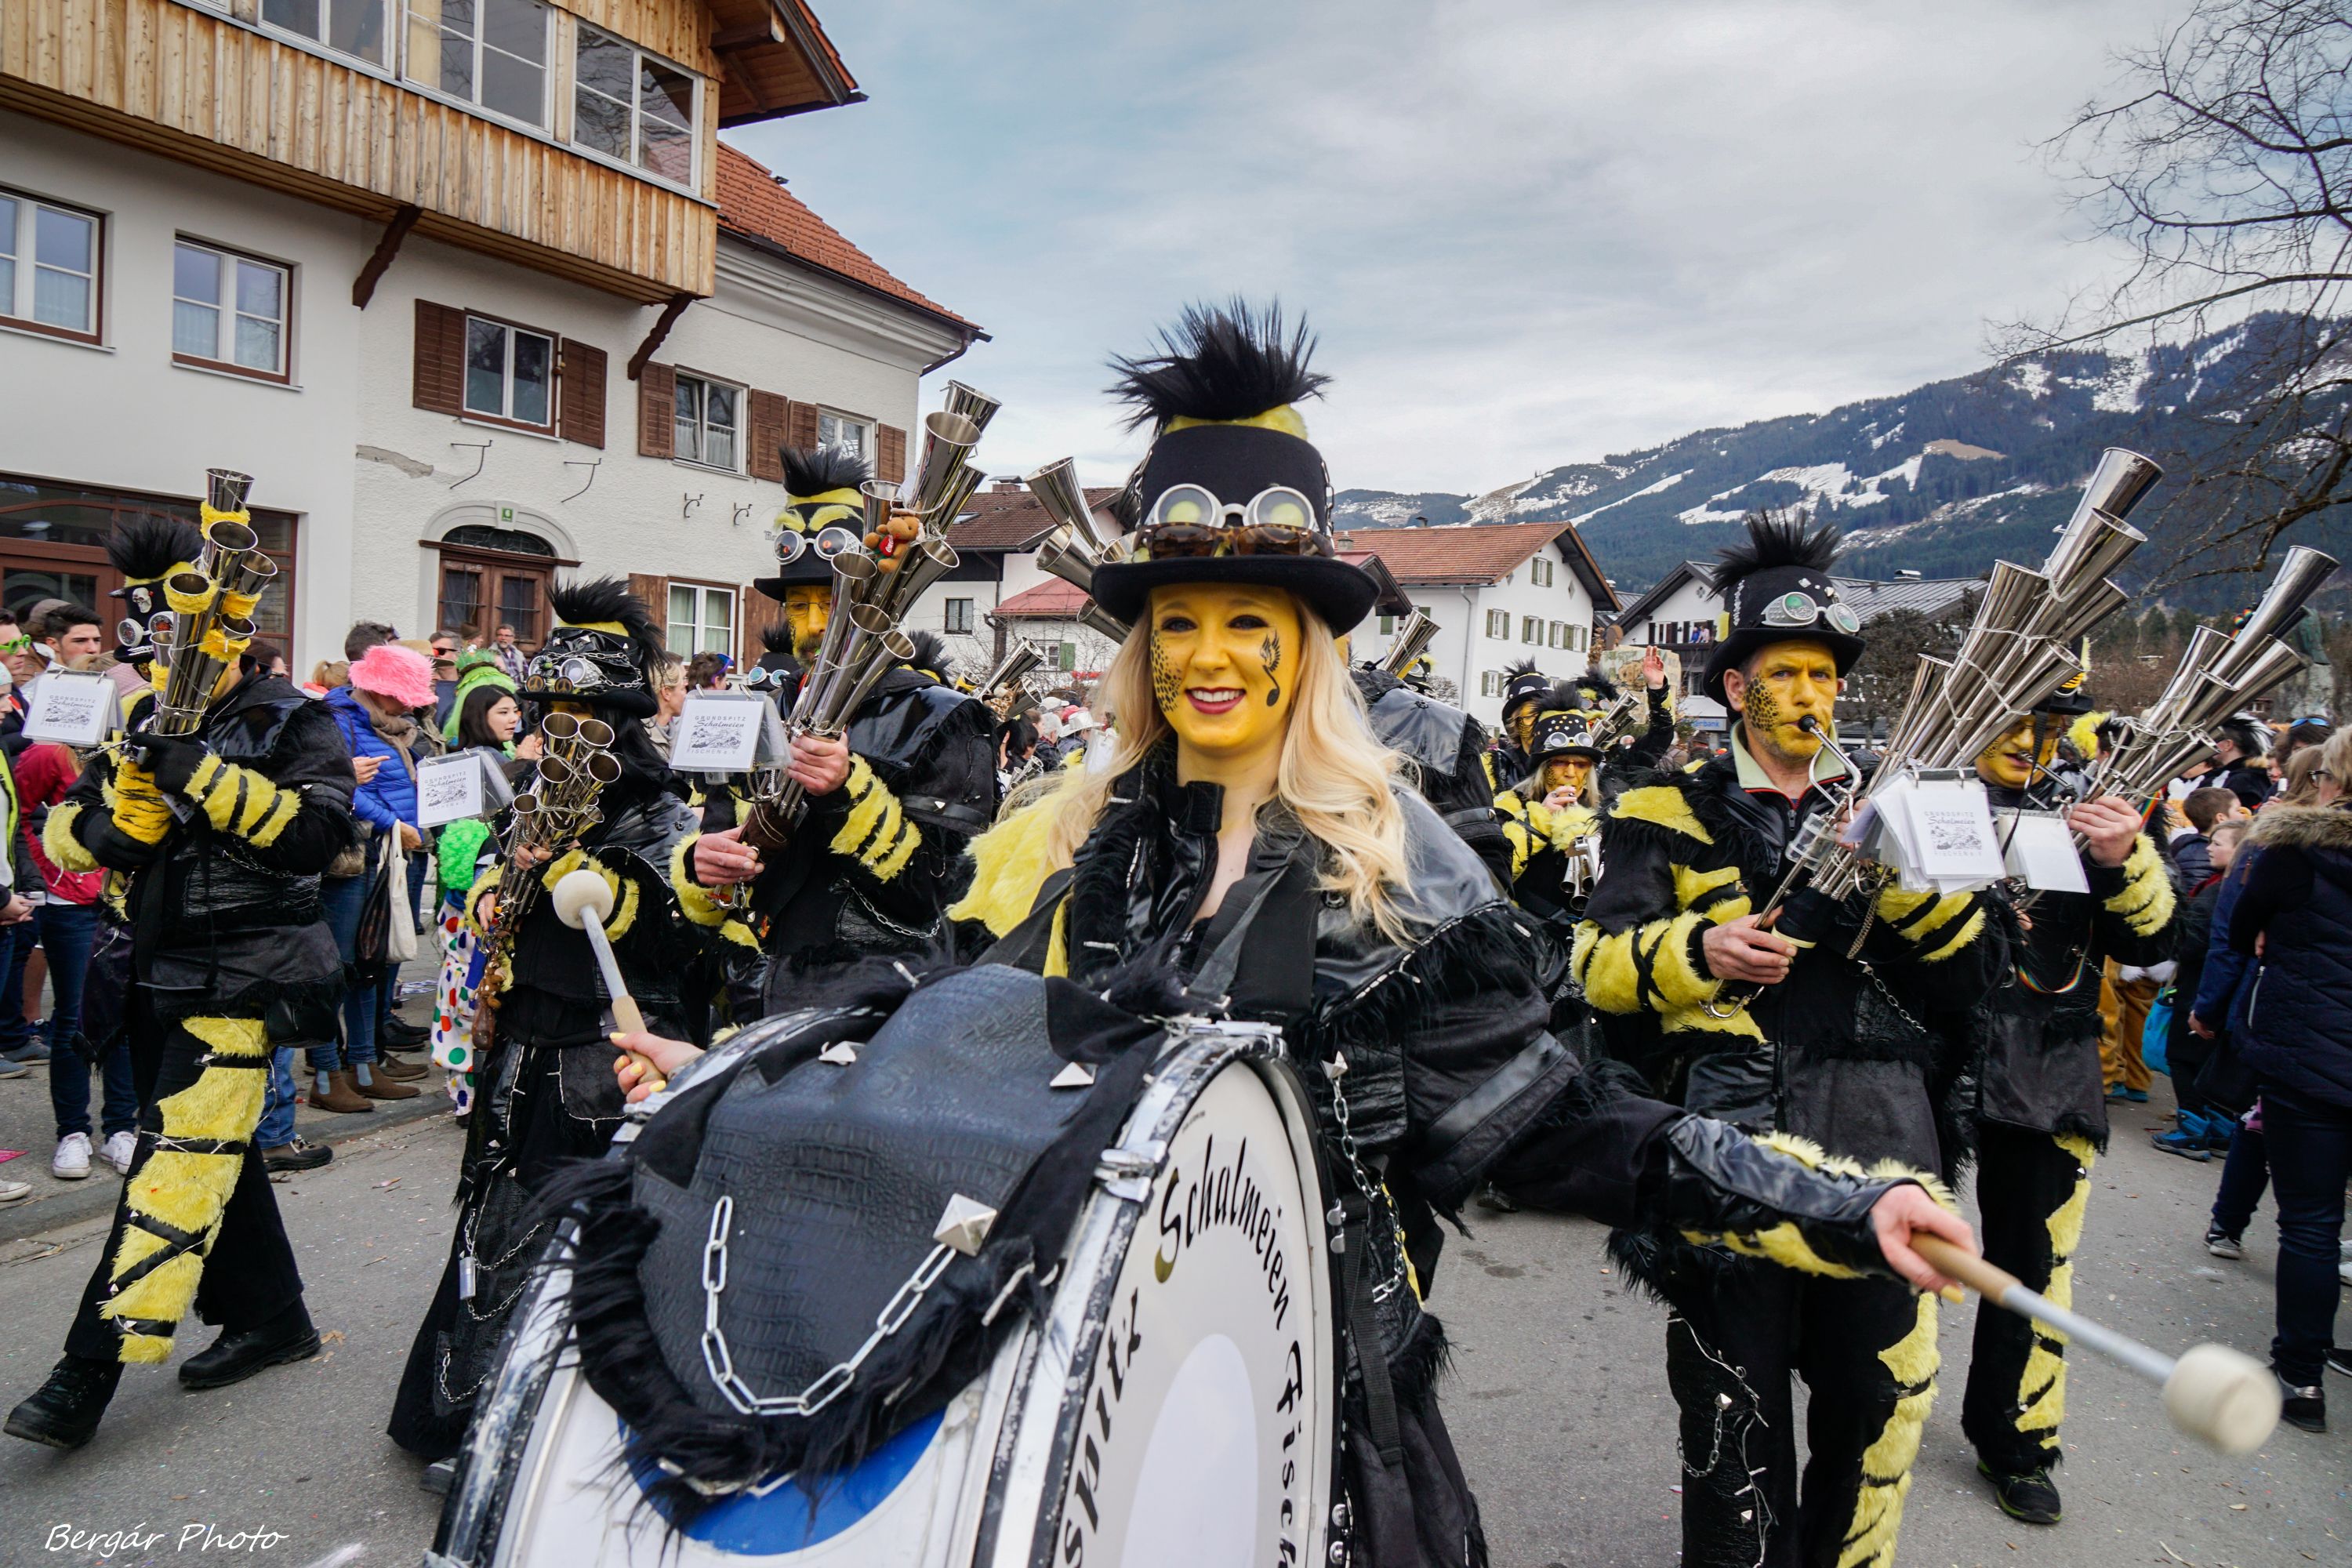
(1576, 666, 1621, 703)
(107, 515, 205, 583)
(782, 444, 871, 499)
(1704, 510, 1842, 594)
(551, 576, 664, 666)
(900, 629, 953, 680)
(1107, 299, 1330, 432)
(1502, 655, 1541, 683)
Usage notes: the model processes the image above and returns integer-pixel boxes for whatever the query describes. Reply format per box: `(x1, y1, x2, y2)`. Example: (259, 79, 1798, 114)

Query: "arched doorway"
(433, 523, 558, 649)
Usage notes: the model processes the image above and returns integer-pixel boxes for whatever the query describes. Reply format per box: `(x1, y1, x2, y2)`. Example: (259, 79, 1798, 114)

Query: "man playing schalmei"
(1573, 512, 2001, 1568)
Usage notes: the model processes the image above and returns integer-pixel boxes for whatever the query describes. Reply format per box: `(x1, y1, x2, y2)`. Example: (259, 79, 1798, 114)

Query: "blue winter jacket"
(2190, 848, 2260, 1033)
(324, 687, 418, 837)
(2230, 804, 2352, 1112)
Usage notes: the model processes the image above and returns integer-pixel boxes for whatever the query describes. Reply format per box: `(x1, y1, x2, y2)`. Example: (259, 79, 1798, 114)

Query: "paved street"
(0, 1083, 2342, 1568)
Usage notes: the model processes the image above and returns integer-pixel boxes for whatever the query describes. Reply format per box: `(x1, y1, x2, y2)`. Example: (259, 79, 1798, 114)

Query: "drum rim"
(971, 1021, 1338, 1568)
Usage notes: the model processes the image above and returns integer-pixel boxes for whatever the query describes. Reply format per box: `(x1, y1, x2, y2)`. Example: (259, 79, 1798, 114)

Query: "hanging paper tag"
(1891, 773, 2007, 887)
(415, 750, 513, 829)
(21, 670, 118, 747)
(670, 691, 775, 775)
(2001, 809, 2090, 895)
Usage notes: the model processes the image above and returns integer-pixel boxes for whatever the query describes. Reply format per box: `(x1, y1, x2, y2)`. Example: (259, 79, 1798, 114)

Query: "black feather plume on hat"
(1107, 299, 1330, 432)
(108, 515, 205, 585)
(1575, 666, 1621, 704)
(1703, 510, 1842, 594)
(900, 630, 953, 681)
(1502, 656, 1541, 684)
(759, 622, 797, 656)
(550, 576, 664, 667)
(782, 445, 870, 500)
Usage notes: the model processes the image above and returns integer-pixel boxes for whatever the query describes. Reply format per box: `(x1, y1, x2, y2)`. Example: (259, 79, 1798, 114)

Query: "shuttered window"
(557, 338, 605, 448)
(786, 398, 819, 452)
(637, 362, 676, 459)
(747, 390, 788, 481)
(413, 299, 467, 415)
(876, 423, 907, 485)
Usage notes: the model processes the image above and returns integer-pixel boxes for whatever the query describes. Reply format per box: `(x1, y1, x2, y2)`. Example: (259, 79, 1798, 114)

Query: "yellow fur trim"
(2015, 1135, 2096, 1439)
(248, 787, 303, 848)
(1480, 751, 1497, 791)
(604, 875, 642, 942)
(1167, 404, 1309, 439)
(1043, 901, 1069, 978)
(1918, 908, 1985, 964)
(98, 1017, 270, 1361)
(110, 761, 173, 845)
(1494, 789, 1527, 822)
(1839, 1294, 1939, 1567)
(220, 585, 263, 620)
(949, 786, 1069, 937)
(2104, 835, 2175, 937)
(536, 848, 638, 939)
(191, 758, 297, 844)
(1641, 908, 1722, 1010)
(2067, 710, 2106, 762)
(1610, 783, 1712, 845)
(670, 834, 732, 927)
(45, 801, 99, 873)
(1672, 862, 1748, 921)
(1544, 802, 1597, 854)
(828, 756, 921, 880)
(165, 578, 218, 618)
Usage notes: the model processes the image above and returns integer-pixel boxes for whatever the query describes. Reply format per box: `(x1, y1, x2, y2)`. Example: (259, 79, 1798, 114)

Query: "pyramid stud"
(1051, 1062, 1095, 1090)
(933, 1193, 998, 1257)
(818, 1043, 858, 1065)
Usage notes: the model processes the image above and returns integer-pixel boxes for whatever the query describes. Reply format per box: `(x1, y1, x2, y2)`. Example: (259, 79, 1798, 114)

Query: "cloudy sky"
(729, 0, 2177, 496)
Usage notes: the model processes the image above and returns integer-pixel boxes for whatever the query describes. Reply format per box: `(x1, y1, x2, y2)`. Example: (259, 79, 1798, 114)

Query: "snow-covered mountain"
(1336, 315, 2340, 601)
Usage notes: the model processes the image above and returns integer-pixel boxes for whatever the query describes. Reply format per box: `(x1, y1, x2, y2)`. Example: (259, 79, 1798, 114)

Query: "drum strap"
(1338, 1193, 1406, 1468)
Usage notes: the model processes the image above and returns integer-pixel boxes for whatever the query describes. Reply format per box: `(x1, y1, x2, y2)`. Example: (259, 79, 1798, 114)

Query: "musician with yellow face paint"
(1574, 513, 2002, 1568)
(1959, 677, 2174, 1528)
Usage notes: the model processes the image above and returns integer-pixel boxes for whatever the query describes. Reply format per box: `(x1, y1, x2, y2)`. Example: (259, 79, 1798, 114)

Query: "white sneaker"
(0, 1178, 28, 1205)
(49, 1133, 90, 1181)
(101, 1131, 136, 1175)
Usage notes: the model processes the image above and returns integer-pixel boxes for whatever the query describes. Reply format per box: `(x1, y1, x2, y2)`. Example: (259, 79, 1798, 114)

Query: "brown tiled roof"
(1342, 521, 1619, 609)
(714, 143, 978, 332)
(995, 579, 1093, 618)
(945, 486, 1121, 552)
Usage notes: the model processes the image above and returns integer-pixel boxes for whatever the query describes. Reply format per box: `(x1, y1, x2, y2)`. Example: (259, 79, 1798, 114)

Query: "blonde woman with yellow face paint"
(927, 307, 1976, 1566)
(610, 308, 1976, 1566)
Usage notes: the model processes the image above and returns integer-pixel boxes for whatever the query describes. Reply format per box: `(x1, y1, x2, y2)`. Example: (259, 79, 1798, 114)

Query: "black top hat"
(1698, 513, 1867, 704)
(754, 446, 872, 602)
(1087, 302, 1378, 633)
(1529, 709, 1604, 764)
(522, 579, 664, 718)
(2033, 666, 2096, 717)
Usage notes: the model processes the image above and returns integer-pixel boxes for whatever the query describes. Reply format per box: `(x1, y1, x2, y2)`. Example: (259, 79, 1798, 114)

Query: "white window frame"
(171, 238, 291, 380)
(260, 0, 392, 70)
(1530, 556, 1554, 588)
(0, 189, 101, 343)
(403, 0, 552, 131)
(1479, 670, 1502, 698)
(571, 23, 702, 191)
(1520, 615, 1541, 644)
(818, 409, 873, 466)
(671, 372, 742, 473)
(1484, 608, 1508, 640)
(666, 582, 736, 659)
(943, 597, 975, 635)
(461, 313, 556, 431)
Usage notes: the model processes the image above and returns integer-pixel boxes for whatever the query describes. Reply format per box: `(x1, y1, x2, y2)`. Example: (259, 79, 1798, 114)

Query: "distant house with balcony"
(2, 0, 979, 669)
(1342, 523, 1619, 726)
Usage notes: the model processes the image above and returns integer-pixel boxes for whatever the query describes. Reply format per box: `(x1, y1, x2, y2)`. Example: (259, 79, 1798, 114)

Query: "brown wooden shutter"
(786, 399, 820, 452)
(629, 574, 671, 643)
(744, 582, 786, 662)
(637, 363, 677, 459)
(412, 300, 466, 415)
(875, 423, 907, 485)
(748, 390, 789, 482)
(557, 339, 607, 448)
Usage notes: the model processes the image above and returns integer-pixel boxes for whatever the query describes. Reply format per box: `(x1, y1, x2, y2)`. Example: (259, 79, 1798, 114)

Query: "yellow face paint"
(1542, 756, 1592, 795)
(784, 584, 833, 653)
(1975, 715, 2060, 789)
(1732, 638, 1839, 765)
(1146, 585, 1302, 765)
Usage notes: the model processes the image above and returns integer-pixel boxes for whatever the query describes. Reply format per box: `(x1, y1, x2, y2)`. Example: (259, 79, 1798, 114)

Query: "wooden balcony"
(0, 0, 856, 300)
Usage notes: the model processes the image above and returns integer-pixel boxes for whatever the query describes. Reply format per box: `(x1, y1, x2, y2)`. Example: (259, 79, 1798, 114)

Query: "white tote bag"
(381, 834, 419, 963)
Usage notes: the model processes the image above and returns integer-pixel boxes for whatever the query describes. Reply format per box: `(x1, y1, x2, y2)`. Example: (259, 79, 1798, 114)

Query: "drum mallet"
(1913, 1236, 2278, 1454)
(552, 869, 665, 1095)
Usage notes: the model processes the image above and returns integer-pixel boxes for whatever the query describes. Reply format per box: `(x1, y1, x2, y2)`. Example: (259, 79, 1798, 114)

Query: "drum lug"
(1094, 1139, 1167, 1202)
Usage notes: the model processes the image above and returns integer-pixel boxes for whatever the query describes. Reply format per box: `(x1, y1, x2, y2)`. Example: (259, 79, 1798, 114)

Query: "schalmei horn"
(1379, 608, 1439, 677)
(1027, 457, 1131, 637)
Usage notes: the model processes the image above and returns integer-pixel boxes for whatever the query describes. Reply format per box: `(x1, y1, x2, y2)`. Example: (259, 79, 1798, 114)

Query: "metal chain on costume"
(1322, 1054, 1408, 1302)
(697, 1194, 957, 1418)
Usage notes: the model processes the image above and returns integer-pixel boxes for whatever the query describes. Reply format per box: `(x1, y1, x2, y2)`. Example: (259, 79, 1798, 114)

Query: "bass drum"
(429, 1023, 1338, 1568)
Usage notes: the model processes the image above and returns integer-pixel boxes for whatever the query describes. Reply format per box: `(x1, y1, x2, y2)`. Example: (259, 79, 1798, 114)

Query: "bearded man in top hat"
(1573, 512, 2002, 1568)
(1962, 678, 2175, 1526)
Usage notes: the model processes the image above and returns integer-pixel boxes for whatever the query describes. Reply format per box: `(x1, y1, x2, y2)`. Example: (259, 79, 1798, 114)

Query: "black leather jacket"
(64, 676, 354, 1032)
(1350, 669, 1510, 887)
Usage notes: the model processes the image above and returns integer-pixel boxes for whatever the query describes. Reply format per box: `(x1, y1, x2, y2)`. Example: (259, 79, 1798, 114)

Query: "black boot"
(5, 1354, 122, 1450)
(178, 1304, 321, 1391)
(1978, 1460, 2063, 1524)
(2277, 1371, 2325, 1433)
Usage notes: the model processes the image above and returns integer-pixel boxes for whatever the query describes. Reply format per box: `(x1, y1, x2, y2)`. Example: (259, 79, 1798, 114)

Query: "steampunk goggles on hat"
(1120, 483, 1328, 562)
(1759, 589, 1862, 636)
(524, 625, 643, 699)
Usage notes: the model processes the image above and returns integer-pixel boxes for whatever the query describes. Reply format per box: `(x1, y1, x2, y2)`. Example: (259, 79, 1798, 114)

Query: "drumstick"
(1913, 1235, 2278, 1454)
(551, 869, 665, 1094)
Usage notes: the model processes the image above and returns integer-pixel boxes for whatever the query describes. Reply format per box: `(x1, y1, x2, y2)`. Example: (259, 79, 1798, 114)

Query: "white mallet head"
(2162, 1343, 2281, 1454)
(550, 869, 615, 931)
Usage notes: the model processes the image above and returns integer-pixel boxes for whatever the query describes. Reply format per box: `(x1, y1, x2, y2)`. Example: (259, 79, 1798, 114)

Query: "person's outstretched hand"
(612, 1029, 703, 1103)
(1868, 1185, 1976, 1295)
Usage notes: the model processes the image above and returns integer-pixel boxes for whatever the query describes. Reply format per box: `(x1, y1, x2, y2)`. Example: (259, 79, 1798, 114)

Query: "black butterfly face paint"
(1261, 633, 1283, 707)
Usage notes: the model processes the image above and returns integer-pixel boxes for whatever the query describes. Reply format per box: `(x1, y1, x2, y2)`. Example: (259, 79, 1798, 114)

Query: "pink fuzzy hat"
(347, 642, 436, 711)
